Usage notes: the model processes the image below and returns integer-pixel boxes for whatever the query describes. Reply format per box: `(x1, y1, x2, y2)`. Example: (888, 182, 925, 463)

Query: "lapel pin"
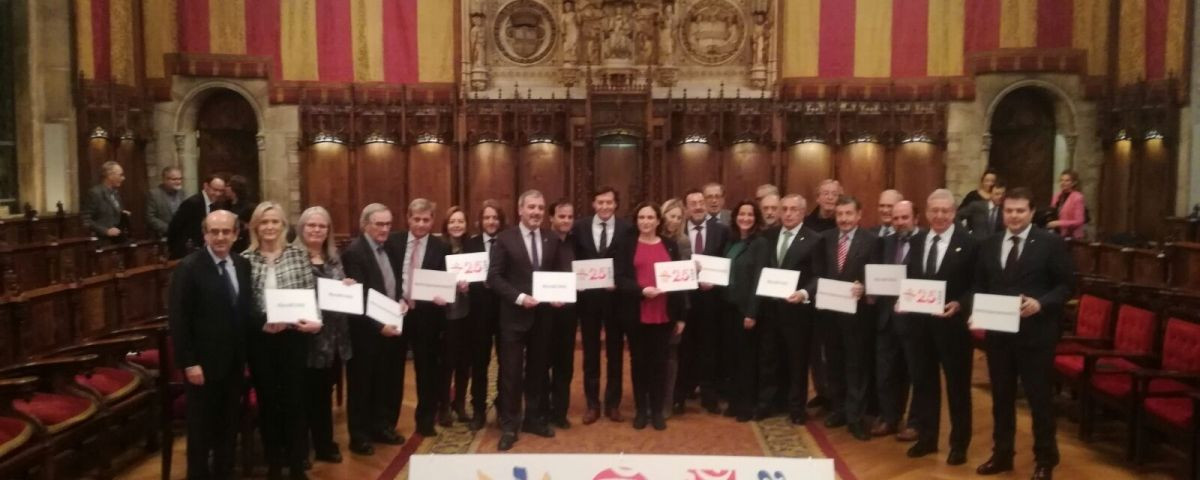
(954, 247, 961, 252)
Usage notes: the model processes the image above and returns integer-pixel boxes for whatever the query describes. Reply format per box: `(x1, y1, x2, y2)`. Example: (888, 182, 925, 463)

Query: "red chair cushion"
(126, 349, 159, 370)
(75, 367, 141, 401)
(1161, 318, 1200, 373)
(1144, 395, 1194, 429)
(972, 330, 985, 342)
(1075, 295, 1114, 339)
(0, 416, 33, 458)
(12, 393, 97, 434)
(1092, 376, 1191, 400)
(1054, 356, 1141, 380)
(1113, 305, 1156, 353)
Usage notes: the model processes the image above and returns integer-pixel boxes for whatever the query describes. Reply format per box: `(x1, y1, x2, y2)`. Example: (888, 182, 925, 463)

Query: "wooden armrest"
(0, 354, 100, 382)
(1082, 349, 1156, 361)
(0, 376, 38, 396)
(54, 335, 150, 360)
(1133, 369, 1200, 382)
(105, 322, 167, 338)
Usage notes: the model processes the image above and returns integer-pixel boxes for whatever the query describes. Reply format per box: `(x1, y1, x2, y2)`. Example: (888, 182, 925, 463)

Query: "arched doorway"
(987, 87, 1056, 206)
(197, 89, 260, 202)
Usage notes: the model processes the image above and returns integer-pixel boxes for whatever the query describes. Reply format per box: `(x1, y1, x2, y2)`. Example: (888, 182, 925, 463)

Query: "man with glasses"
(147, 166, 184, 238)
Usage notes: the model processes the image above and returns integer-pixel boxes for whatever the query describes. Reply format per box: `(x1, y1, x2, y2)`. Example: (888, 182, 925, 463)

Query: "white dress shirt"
(687, 218, 708, 256)
(1001, 224, 1033, 269)
(482, 232, 496, 254)
(515, 224, 542, 305)
(922, 224, 955, 274)
(592, 215, 614, 253)
(207, 245, 239, 296)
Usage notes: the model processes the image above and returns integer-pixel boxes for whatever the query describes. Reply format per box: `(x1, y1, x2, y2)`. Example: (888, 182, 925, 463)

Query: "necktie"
(926, 235, 941, 276)
(836, 233, 849, 273)
(487, 237, 495, 253)
(405, 237, 421, 303)
(894, 234, 908, 264)
(529, 231, 540, 269)
(598, 221, 609, 256)
(987, 206, 997, 234)
(377, 246, 397, 299)
(1004, 236, 1021, 277)
(217, 260, 237, 305)
(693, 225, 705, 254)
(777, 230, 793, 264)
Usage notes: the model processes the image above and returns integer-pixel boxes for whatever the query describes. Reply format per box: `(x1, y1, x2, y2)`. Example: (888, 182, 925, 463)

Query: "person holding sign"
(395, 199, 453, 438)
(613, 202, 686, 431)
(544, 199, 579, 429)
(816, 196, 879, 441)
(463, 200, 505, 430)
(241, 202, 322, 479)
(870, 200, 921, 441)
(972, 187, 1075, 480)
(341, 203, 407, 456)
(677, 189, 731, 415)
(440, 206, 474, 428)
(722, 200, 768, 422)
(296, 206, 355, 464)
(755, 194, 823, 425)
(901, 190, 979, 465)
(570, 186, 631, 425)
(169, 210, 253, 480)
(488, 190, 567, 451)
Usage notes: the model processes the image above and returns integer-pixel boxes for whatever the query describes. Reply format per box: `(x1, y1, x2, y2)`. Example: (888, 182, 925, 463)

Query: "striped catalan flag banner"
(781, 0, 1188, 84)
(77, 0, 455, 84)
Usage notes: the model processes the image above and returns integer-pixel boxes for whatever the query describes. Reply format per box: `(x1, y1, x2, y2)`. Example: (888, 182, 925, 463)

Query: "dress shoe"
(702, 399, 721, 414)
(349, 440, 374, 456)
(605, 406, 625, 422)
(455, 407, 472, 424)
(946, 448, 967, 466)
(521, 423, 555, 438)
(437, 407, 454, 427)
(848, 423, 871, 441)
(753, 409, 772, 421)
(806, 395, 828, 409)
(906, 442, 937, 458)
(632, 414, 648, 430)
(498, 433, 517, 451)
(314, 449, 342, 464)
(975, 457, 1014, 475)
(789, 413, 808, 425)
(582, 407, 601, 425)
(469, 414, 486, 431)
(870, 420, 897, 437)
(417, 425, 438, 437)
(651, 415, 667, 431)
(736, 412, 753, 422)
(672, 401, 686, 414)
(895, 427, 919, 442)
(371, 430, 404, 445)
(267, 466, 284, 480)
(1031, 465, 1054, 480)
(823, 412, 847, 428)
(288, 468, 309, 480)
(302, 459, 312, 471)
(722, 407, 738, 418)
(551, 416, 571, 430)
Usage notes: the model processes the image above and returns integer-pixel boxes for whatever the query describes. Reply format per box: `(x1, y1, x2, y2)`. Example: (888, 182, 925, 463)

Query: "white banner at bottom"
(409, 453, 834, 480)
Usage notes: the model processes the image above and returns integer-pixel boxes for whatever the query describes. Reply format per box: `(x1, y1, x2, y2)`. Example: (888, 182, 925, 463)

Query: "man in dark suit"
(487, 189, 566, 451)
(902, 190, 979, 466)
(702, 182, 732, 225)
(958, 181, 1007, 240)
(869, 189, 904, 237)
(81, 161, 130, 242)
(974, 187, 1074, 480)
(544, 199, 577, 429)
(341, 203, 407, 456)
(804, 179, 841, 410)
(463, 200, 505, 431)
(146, 166, 184, 238)
(871, 200, 921, 441)
(753, 193, 823, 424)
(394, 198, 452, 437)
(816, 195, 879, 441)
(677, 188, 731, 413)
(570, 186, 631, 424)
(168, 210, 254, 479)
(167, 174, 227, 259)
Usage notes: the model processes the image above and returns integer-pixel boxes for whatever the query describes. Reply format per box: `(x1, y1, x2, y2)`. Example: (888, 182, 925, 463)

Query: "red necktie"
(837, 233, 849, 273)
(693, 225, 705, 254)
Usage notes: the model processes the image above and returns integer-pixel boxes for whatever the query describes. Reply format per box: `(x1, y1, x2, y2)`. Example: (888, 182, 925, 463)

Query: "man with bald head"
(871, 200, 921, 441)
(758, 193, 781, 228)
(871, 190, 904, 237)
(169, 210, 254, 479)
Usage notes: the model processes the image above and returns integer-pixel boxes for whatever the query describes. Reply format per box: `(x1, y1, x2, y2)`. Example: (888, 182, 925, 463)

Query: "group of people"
(157, 165, 1077, 479)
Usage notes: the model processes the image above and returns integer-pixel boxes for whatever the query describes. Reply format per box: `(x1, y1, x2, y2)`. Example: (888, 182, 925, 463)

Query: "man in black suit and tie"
(753, 194, 823, 424)
(570, 187, 631, 424)
(677, 188, 731, 413)
(82, 161, 131, 242)
(168, 210, 254, 479)
(805, 179, 842, 410)
(902, 190, 979, 465)
(167, 174, 227, 259)
(488, 189, 566, 451)
(463, 200, 506, 431)
(817, 196, 879, 441)
(544, 199, 578, 429)
(958, 181, 1007, 240)
(870, 200, 921, 441)
(341, 203, 407, 456)
(974, 187, 1074, 480)
(394, 198, 453, 437)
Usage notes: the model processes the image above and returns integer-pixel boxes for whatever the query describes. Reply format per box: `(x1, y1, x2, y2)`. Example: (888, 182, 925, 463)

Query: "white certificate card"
(815, 278, 858, 314)
(317, 277, 363, 315)
(755, 268, 800, 299)
(366, 288, 404, 329)
(533, 271, 577, 303)
(692, 254, 731, 286)
(897, 279, 947, 315)
(654, 261, 699, 292)
(572, 258, 615, 290)
(865, 264, 907, 296)
(445, 252, 489, 283)
(410, 269, 458, 303)
(265, 289, 320, 324)
(972, 293, 1021, 333)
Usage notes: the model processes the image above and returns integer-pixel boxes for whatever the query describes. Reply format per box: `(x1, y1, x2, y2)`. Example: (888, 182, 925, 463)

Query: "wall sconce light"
(848, 133, 878, 144)
(362, 132, 396, 145)
(1143, 129, 1164, 140)
(90, 126, 109, 139)
(416, 133, 447, 144)
(793, 135, 826, 145)
(680, 134, 709, 145)
(311, 132, 346, 145)
(527, 134, 558, 144)
(901, 132, 932, 144)
(1114, 129, 1130, 142)
(119, 130, 136, 141)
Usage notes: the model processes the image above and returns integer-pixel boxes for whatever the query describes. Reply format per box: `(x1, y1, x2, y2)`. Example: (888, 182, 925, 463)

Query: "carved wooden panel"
(836, 143, 886, 227)
(408, 144, 453, 220)
(519, 143, 567, 208)
(1068, 239, 1099, 277)
(114, 140, 149, 237)
(117, 271, 159, 324)
(784, 143, 833, 205)
(1097, 245, 1131, 282)
(304, 144, 353, 235)
(594, 141, 642, 217)
(1168, 242, 1200, 293)
(1100, 144, 1133, 235)
(672, 143, 719, 200)
(0, 305, 14, 365)
(988, 87, 1056, 206)
(468, 142, 516, 221)
(1133, 139, 1173, 241)
(77, 282, 117, 339)
(1129, 249, 1166, 287)
(893, 142, 945, 214)
(355, 145, 407, 235)
(19, 292, 72, 358)
(197, 89, 260, 196)
(722, 142, 771, 205)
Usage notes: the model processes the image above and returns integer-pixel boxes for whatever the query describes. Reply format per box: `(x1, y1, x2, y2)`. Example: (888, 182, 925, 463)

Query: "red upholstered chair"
(0, 354, 106, 479)
(105, 318, 175, 480)
(1055, 294, 1116, 393)
(1076, 298, 1163, 442)
(0, 376, 46, 479)
(52, 335, 156, 454)
(1130, 312, 1200, 467)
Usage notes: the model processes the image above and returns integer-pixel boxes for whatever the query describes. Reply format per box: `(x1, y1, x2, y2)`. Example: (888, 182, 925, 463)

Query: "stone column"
(14, 0, 76, 212)
(1186, 1, 1200, 213)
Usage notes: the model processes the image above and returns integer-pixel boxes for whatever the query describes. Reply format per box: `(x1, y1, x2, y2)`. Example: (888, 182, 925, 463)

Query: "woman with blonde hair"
(243, 201, 321, 479)
(658, 197, 688, 418)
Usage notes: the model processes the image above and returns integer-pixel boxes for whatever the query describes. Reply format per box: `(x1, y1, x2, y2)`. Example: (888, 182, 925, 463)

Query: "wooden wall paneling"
(355, 144, 407, 236)
(116, 268, 159, 325)
(1099, 141, 1133, 235)
(1128, 248, 1167, 287)
(1097, 244, 1131, 282)
(1068, 239, 1100, 277)
(1167, 242, 1200, 292)
(1132, 138, 1174, 241)
(115, 139, 148, 237)
(593, 139, 641, 217)
(75, 278, 117, 339)
(519, 143, 567, 208)
(0, 304, 14, 365)
(408, 143, 453, 220)
(467, 142, 516, 222)
(17, 290, 73, 359)
(723, 142, 772, 204)
(673, 143, 719, 200)
(836, 142, 887, 226)
(784, 143, 833, 203)
(303, 144, 353, 236)
(893, 142, 945, 213)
